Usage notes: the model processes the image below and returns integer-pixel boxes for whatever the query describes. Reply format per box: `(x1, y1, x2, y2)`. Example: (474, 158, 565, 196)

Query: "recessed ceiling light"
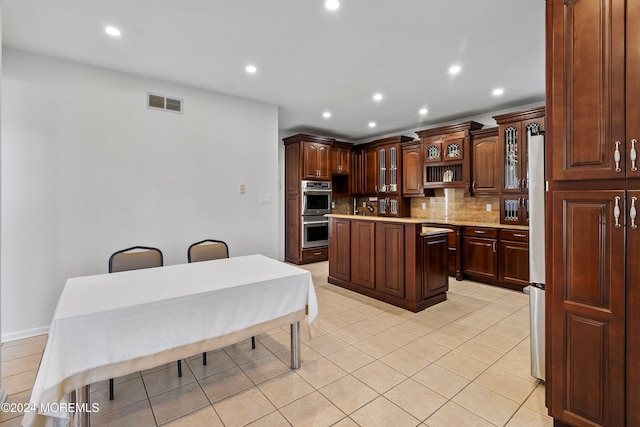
(105, 26, 121, 37)
(325, 0, 340, 11)
(373, 93, 383, 102)
(492, 88, 505, 96)
(245, 65, 257, 74)
(368, 122, 376, 128)
(323, 111, 331, 118)
(449, 65, 461, 75)
(419, 108, 428, 115)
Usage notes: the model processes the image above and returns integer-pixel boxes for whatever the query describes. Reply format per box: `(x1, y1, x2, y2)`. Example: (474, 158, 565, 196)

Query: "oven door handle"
(303, 220, 329, 225)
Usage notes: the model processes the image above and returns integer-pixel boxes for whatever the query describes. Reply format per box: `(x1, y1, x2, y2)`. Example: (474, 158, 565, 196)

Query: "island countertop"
(325, 214, 528, 231)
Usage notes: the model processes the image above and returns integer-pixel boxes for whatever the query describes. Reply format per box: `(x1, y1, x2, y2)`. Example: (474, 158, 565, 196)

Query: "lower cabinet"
(498, 229, 530, 290)
(328, 218, 351, 282)
(328, 216, 449, 312)
(350, 220, 376, 289)
(425, 223, 461, 279)
(376, 223, 405, 298)
(463, 226, 530, 290)
(422, 233, 449, 299)
(463, 227, 498, 282)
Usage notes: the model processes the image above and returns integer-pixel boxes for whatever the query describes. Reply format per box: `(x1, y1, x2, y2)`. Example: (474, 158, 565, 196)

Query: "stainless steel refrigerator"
(526, 132, 546, 381)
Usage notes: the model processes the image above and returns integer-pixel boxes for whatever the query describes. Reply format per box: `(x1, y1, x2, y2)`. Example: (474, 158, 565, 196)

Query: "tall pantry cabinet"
(547, 0, 639, 426)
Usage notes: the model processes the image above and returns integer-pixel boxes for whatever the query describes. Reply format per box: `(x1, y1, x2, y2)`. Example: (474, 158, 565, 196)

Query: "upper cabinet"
(283, 134, 335, 184)
(470, 127, 500, 196)
(302, 140, 331, 180)
(546, 1, 640, 425)
(372, 136, 412, 217)
(363, 145, 379, 195)
(373, 135, 413, 195)
(416, 121, 484, 195)
(330, 142, 351, 175)
(402, 141, 423, 197)
(550, 0, 638, 182)
(493, 107, 545, 194)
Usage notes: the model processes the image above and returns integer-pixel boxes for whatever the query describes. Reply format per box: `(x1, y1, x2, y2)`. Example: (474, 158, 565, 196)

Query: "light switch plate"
(259, 194, 272, 204)
(421, 203, 426, 209)
(240, 184, 246, 194)
(486, 203, 492, 211)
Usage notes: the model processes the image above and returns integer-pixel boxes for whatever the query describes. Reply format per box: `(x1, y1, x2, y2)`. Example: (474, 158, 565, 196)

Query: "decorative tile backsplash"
(333, 189, 500, 223)
(409, 189, 500, 222)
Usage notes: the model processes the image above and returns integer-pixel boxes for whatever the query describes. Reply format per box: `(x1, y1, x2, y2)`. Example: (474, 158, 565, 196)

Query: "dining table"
(22, 254, 318, 427)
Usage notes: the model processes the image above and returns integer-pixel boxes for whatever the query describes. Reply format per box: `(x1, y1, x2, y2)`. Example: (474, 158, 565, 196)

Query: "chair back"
(109, 246, 163, 273)
(188, 239, 229, 263)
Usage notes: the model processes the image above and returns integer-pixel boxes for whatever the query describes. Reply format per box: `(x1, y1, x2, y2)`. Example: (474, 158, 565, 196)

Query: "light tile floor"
(1, 261, 553, 426)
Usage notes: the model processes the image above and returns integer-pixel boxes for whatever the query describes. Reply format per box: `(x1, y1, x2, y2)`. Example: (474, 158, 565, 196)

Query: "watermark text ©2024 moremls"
(1, 402, 100, 414)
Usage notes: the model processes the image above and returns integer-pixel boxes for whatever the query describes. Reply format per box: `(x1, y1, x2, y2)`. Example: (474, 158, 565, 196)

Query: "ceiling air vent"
(147, 92, 183, 114)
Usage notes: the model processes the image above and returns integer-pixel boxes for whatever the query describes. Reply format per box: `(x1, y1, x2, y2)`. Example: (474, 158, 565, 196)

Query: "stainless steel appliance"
(526, 131, 546, 381)
(302, 216, 329, 249)
(301, 181, 332, 216)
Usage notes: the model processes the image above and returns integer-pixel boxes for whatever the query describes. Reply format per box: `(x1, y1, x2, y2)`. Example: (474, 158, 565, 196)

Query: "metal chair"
(187, 239, 229, 263)
(107, 246, 165, 400)
(187, 239, 255, 364)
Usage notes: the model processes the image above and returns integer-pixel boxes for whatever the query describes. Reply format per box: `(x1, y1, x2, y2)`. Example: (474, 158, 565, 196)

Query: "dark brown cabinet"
(547, 0, 640, 425)
(422, 233, 449, 299)
(328, 216, 449, 312)
(470, 127, 500, 195)
(302, 141, 331, 180)
(375, 223, 405, 298)
(550, 191, 626, 427)
(328, 218, 351, 282)
(417, 122, 483, 194)
(350, 146, 363, 195)
(350, 220, 375, 289)
(497, 229, 529, 290)
(402, 142, 423, 197)
(499, 194, 528, 226)
(424, 223, 461, 280)
(462, 227, 498, 282)
(363, 146, 378, 195)
(330, 144, 350, 175)
(493, 107, 544, 225)
(493, 108, 545, 194)
(284, 134, 351, 265)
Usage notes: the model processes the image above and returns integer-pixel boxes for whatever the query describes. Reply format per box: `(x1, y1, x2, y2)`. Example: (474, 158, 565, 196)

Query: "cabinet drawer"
(499, 229, 529, 242)
(464, 227, 497, 239)
(301, 247, 328, 263)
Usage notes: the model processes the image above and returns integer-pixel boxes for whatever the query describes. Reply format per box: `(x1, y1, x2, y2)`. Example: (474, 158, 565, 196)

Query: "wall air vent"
(147, 92, 183, 114)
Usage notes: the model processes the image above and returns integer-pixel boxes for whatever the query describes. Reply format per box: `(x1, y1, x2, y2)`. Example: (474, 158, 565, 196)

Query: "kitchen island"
(327, 214, 452, 312)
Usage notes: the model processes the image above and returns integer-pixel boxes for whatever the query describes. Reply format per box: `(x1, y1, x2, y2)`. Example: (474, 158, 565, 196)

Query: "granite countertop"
(325, 214, 529, 231)
(420, 227, 455, 236)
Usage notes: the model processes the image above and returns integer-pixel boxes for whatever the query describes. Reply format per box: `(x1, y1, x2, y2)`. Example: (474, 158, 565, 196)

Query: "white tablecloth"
(23, 254, 317, 427)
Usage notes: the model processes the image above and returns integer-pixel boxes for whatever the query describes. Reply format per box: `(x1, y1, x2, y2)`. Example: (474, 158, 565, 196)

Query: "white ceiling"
(1, 0, 546, 141)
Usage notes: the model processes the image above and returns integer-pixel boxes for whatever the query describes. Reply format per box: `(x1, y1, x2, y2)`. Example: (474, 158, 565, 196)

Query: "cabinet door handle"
(631, 139, 638, 172)
(614, 196, 622, 228)
(472, 181, 476, 191)
(314, 251, 322, 256)
(514, 233, 527, 238)
(615, 141, 622, 172)
(493, 241, 497, 252)
(631, 196, 638, 229)
(474, 230, 486, 234)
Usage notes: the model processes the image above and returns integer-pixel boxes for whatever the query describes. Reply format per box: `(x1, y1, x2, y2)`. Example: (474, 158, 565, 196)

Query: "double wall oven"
(301, 181, 331, 249)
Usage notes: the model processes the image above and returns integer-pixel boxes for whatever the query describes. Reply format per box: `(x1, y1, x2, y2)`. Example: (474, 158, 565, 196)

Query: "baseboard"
(1, 325, 50, 343)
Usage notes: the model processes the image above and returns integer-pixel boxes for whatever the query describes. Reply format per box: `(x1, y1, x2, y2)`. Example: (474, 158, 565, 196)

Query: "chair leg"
(177, 360, 182, 377)
(109, 378, 114, 401)
(202, 352, 207, 366)
(251, 336, 256, 349)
